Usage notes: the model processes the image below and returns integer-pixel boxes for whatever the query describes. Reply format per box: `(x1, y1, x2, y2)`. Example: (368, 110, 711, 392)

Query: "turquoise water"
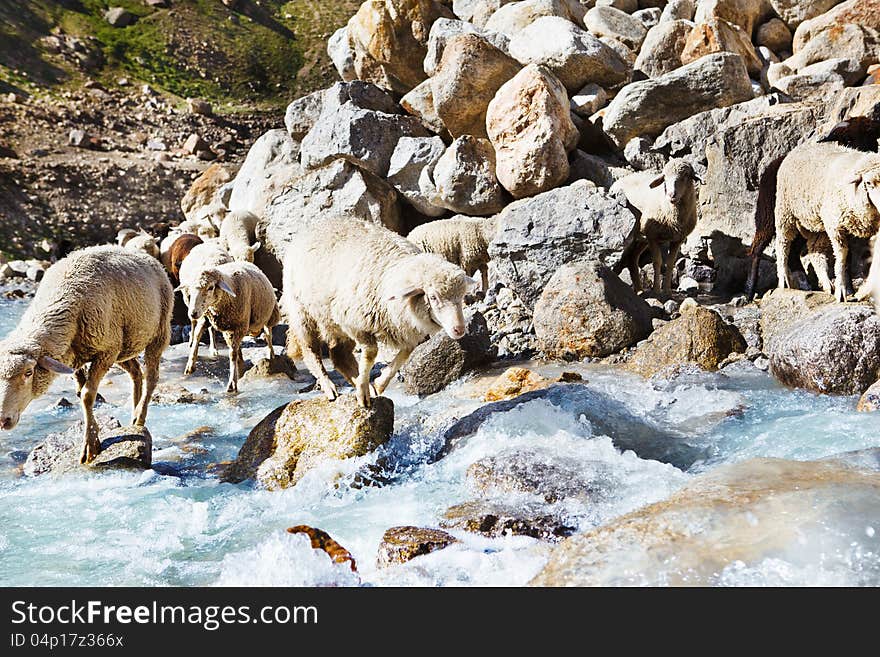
(1, 294, 879, 586)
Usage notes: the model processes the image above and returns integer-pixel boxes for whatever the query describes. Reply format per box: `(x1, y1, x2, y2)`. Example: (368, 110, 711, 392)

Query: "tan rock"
(180, 163, 232, 220)
(755, 17, 792, 53)
(431, 33, 520, 139)
(483, 366, 552, 401)
(400, 79, 447, 134)
(634, 19, 695, 77)
(681, 19, 763, 76)
(857, 379, 880, 412)
(486, 64, 579, 199)
(347, 0, 454, 94)
(693, 0, 766, 36)
(484, 0, 588, 37)
(377, 526, 458, 566)
(793, 0, 880, 52)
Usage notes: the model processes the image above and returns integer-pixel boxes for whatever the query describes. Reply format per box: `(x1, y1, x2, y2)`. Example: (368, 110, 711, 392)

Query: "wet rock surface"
(377, 526, 459, 566)
(441, 500, 575, 541)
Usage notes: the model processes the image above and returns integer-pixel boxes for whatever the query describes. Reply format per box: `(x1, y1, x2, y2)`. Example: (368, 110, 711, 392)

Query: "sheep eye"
(24, 369, 33, 378)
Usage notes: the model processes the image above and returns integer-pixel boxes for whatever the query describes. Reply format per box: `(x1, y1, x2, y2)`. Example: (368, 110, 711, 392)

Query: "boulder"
(440, 500, 575, 540)
(602, 52, 753, 147)
(431, 135, 507, 215)
(228, 129, 302, 217)
(584, 6, 649, 50)
(596, 0, 639, 11)
(660, 0, 695, 22)
(634, 19, 695, 77)
(346, 0, 454, 94)
(467, 449, 606, 503)
(484, 0, 588, 37)
(570, 83, 608, 117)
(531, 457, 880, 585)
(258, 159, 400, 261)
(105, 7, 135, 27)
(566, 149, 619, 187)
(284, 90, 324, 140)
(431, 33, 520, 140)
(507, 16, 631, 92)
(186, 98, 212, 116)
(400, 80, 447, 135)
(626, 304, 747, 377)
(386, 135, 447, 216)
(422, 18, 512, 77)
(767, 0, 841, 30)
(767, 304, 880, 395)
(327, 26, 357, 82)
(453, 0, 517, 28)
(534, 261, 654, 359)
(681, 19, 763, 76)
(773, 69, 847, 110)
(792, 0, 880, 52)
(181, 163, 232, 221)
(401, 310, 495, 396)
(488, 180, 638, 307)
(483, 366, 552, 401)
(151, 383, 212, 405)
(24, 417, 152, 476)
(857, 379, 880, 412)
(239, 355, 299, 383)
(758, 288, 835, 347)
(825, 86, 880, 125)
(300, 94, 431, 178)
(377, 526, 459, 566)
(783, 22, 879, 85)
(692, 0, 766, 35)
(223, 396, 394, 489)
(486, 64, 579, 199)
(755, 17, 792, 52)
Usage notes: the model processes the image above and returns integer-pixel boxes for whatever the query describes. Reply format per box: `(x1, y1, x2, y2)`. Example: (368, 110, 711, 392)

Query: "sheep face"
(125, 234, 160, 260)
(229, 241, 260, 263)
(0, 349, 71, 430)
(856, 168, 880, 215)
(182, 269, 236, 320)
(652, 161, 695, 204)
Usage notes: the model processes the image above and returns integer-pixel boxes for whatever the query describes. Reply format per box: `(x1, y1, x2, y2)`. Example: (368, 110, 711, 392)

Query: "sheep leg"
(208, 326, 219, 357)
(117, 358, 143, 418)
(74, 368, 87, 397)
(262, 327, 276, 361)
(134, 340, 163, 427)
(355, 343, 378, 409)
(775, 229, 794, 290)
(184, 316, 208, 375)
(649, 241, 663, 293)
(79, 356, 114, 464)
(829, 229, 850, 303)
(479, 265, 489, 293)
(803, 233, 833, 294)
(627, 241, 648, 293)
(372, 347, 413, 396)
(329, 341, 359, 389)
(289, 304, 337, 400)
(663, 241, 681, 292)
(224, 332, 244, 394)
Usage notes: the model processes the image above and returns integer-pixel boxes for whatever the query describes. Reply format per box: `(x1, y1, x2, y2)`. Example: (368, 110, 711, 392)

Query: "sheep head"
(124, 234, 160, 260)
(852, 165, 880, 216)
(0, 343, 72, 431)
(229, 241, 261, 263)
(385, 254, 478, 340)
(650, 160, 696, 204)
(181, 268, 236, 320)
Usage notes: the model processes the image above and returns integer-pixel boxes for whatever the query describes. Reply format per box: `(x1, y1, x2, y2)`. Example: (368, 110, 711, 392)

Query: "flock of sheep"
(1, 106, 880, 466)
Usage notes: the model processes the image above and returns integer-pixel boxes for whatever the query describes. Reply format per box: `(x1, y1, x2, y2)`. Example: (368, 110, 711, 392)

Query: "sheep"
(123, 231, 161, 260)
(406, 216, 497, 293)
(116, 228, 137, 247)
(177, 261, 280, 393)
(177, 241, 234, 374)
(0, 245, 172, 464)
(610, 159, 698, 293)
(282, 217, 478, 408)
(774, 141, 880, 302)
(219, 210, 261, 262)
(745, 116, 880, 299)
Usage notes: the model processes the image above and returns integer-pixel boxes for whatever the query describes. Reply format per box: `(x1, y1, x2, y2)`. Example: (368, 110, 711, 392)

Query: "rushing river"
(1, 290, 879, 586)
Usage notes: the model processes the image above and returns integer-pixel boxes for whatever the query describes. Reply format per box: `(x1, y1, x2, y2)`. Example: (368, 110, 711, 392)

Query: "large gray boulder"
(488, 180, 638, 307)
(223, 396, 394, 490)
(386, 135, 447, 217)
(507, 16, 631, 92)
(430, 32, 520, 140)
(484, 0, 589, 37)
(534, 261, 654, 359)
(284, 90, 324, 140)
(401, 310, 495, 396)
(228, 129, 303, 217)
(327, 26, 357, 82)
(781, 22, 879, 86)
(431, 135, 507, 215)
(767, 304, 880, 396)
(423, 17, 512, 76)
(453, 0, 517, 28)
(258, 159, 400, 260)
(634, 19, 695, 78)
(532, 457, 880, 586)
(602, 52, 753, 147)
(400, 80, 447, 135)
(584, 5, 648, 50)
(768, 0, 839, 30)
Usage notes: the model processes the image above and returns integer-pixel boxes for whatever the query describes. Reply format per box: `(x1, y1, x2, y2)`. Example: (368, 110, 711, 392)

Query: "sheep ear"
(249, 242, 261, 254)
(37, 356, 74, 374)
(850, 174, 864, 192)
(387, 286, 424, 301)
(648, 174, 665, 188)
(218, 278, 237, 298)
(174, 284, 185, 293)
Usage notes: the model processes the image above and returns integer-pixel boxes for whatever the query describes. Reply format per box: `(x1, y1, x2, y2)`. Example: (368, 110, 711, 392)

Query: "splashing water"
(0, 293, 878, 586)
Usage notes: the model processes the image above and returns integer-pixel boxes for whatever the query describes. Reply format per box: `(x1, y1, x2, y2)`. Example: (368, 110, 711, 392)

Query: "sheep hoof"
(226, 382, 238, 394)
(356, 390, 372, 408)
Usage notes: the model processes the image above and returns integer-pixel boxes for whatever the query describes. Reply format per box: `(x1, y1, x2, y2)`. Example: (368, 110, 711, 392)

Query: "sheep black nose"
(1, 417, 12, 430)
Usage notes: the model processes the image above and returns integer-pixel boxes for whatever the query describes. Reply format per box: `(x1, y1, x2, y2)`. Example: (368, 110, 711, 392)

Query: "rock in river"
(377, 526, 459, 566)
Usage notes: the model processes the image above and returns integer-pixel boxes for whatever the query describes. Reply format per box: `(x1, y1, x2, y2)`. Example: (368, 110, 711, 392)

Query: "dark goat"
(167, 233, 203, 284)
(744, 115, 880, 299)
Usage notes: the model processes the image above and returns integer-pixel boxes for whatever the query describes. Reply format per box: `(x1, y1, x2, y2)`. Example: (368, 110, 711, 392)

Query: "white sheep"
(123, 231, 161, 260)
(177, 240, 233, 373)
(116, 228, 137, 247)
(0, 245, 172, 463)
(775, 142, 880, 302)
(282, 217, 478, 407)
(406, 216, 497, 293)
(610, 159, 698, 293)
(219, 210, 261, 262)
(178, 261, 280, 393)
